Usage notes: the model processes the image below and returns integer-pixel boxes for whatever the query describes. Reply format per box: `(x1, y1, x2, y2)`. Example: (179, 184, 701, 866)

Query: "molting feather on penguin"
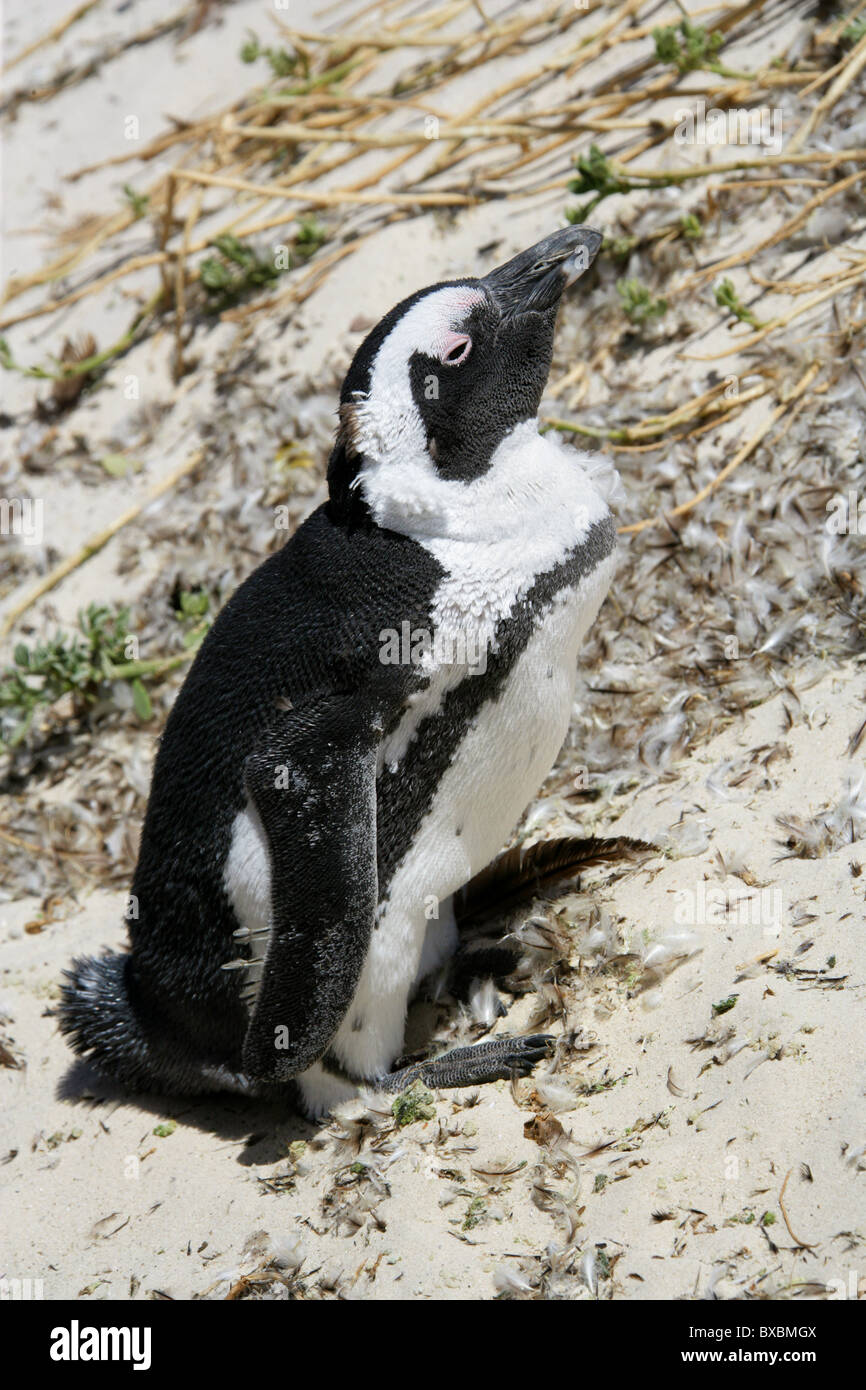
(60, 226, 624, 1119)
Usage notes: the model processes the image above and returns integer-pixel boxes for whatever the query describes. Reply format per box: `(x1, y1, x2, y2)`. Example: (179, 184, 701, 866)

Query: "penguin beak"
(481, 226, 602, 318)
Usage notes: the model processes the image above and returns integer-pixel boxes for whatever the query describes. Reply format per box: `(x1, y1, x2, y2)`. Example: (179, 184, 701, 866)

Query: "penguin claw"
(382, 1033, 554, 1092)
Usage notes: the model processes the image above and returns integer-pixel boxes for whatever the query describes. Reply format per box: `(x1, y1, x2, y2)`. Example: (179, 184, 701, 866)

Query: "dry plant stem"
(1, 451, 205, 640)
(0, 0, 99, 73)
(172, 167, 475, 208)
(0, 4, 195, 116)
(787, 32, 866, 153)
(778, 1168, 817, 1250)
(68, 116, 218, 180)
(3, 6, 860, 326)
(0, 825, 106, 865)
(689, 266, 866, 359)
(546, 379, 771, 443)
(0, 206, 137, 306)
(223, 119, 573, 148)
(0, 256, 167, 332)
(173, 189, 203, 379)
(618, 364, 822, 537)
(618, 150, 866, 189)
(679, 170, 866, 290)
(159, 174, 177, 307)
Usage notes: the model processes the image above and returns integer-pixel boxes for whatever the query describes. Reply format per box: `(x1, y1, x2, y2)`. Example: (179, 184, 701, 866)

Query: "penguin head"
(327, 226, 601, 529)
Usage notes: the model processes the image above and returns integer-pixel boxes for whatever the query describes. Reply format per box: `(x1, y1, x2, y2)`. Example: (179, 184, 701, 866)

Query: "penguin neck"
(355, 418, 608, 549)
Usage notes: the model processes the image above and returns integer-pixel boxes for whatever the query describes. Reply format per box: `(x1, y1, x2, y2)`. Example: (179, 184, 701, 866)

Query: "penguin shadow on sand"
(56, 1061, 315, 1167)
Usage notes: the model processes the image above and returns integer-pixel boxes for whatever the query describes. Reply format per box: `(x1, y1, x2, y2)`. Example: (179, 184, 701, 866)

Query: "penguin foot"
(381, 1034, 553, 1092)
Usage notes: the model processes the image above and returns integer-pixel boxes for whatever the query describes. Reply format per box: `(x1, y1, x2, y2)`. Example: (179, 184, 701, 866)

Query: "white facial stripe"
(373, 284, 485, 370)
(352, 285, 486, 481)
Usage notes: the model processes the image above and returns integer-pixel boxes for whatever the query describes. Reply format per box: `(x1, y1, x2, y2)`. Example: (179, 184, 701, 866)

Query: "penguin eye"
(440, 334, 472, 366)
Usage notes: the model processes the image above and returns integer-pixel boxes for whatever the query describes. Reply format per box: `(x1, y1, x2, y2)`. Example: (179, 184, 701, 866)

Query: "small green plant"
(122, 184, 149, 218)
(463, 1196, 488, 1230)
(616, 276, 668, 325)
(653, 19, 750, 79)
(294, 216, 327, 255)
(2, 605, 137, 747)
(153, 1120, 177, 1138)
(715, 278, 763, 327)
(654, 19, 724, 73)
(240, 32, 307, 80)
(724, 1207, 756, 1226)
(680, 212, 703, 241)
(841, 18, 866, 47)
(567, 143, 636, 221)
(391, 1079, 436, 1127)
(604, 233, 638, 261)
(712, 994, 739, 1016)
(1, 601, 209, 749)
(177, 593, 207, 618)
(174, 591, 211, 652)
(198, 227, 326, 311)
(199, 234, 285, 309)
(564, 144, 701, 225)
(593, 1173, 609, 1193)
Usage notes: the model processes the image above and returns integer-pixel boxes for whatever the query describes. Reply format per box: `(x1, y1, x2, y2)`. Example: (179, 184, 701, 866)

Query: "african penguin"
(60, 225, 619, 1119)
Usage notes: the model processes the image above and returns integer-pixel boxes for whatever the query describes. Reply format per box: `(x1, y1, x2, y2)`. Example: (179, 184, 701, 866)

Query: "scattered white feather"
(493, 1264, 535, 1296)
(579, 1248, 597, 1295)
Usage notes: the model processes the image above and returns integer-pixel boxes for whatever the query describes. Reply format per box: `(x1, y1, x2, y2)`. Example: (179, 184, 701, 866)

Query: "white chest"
(390, 548, 614, 901)
(330, 543, 616, 1079)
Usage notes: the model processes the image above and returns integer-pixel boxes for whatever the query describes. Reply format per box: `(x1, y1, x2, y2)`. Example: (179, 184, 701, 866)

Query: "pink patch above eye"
(440, 332, 472, 365)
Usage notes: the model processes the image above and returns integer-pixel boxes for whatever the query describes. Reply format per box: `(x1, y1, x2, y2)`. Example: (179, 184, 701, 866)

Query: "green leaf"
(712, 994, 738, 1016)
(715, 278, 763, 328)
(122, 184, 149, 218)
(617, 276, 668, 324)
(680, 213, 703, 241)
(212, 234, 253, 266)
(178, 589, 209, 618)
(130, 678, 152, 721)
(99, 453, 132, 477)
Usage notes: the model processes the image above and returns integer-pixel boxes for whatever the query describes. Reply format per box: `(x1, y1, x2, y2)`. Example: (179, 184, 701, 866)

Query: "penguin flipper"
(240, 693, 380, 1084)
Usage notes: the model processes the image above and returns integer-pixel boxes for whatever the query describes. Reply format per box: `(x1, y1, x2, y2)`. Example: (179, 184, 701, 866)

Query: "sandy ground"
(2, 663, 864, 1301)
(1, 0, 865, 1300)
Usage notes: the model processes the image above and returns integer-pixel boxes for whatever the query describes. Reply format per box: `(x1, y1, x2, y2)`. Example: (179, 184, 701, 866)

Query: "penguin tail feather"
(455, 833, 658, 930)
(58, 951, 159, 1092)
